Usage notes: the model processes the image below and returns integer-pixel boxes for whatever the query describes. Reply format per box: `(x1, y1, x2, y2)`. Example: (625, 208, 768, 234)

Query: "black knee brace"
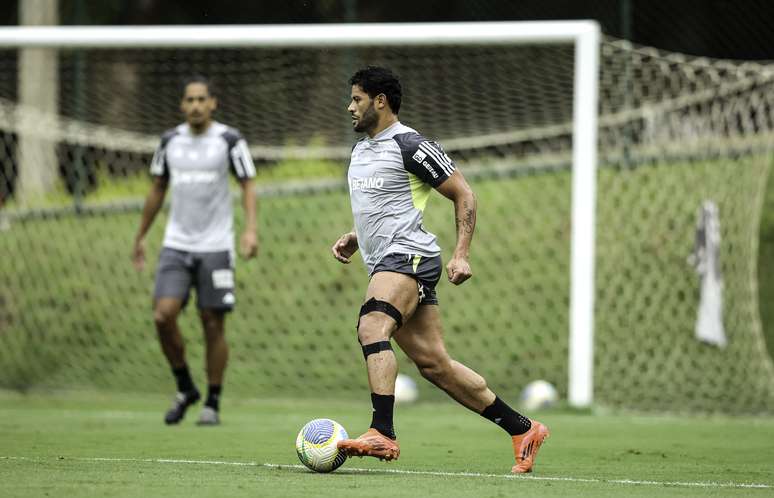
(357, 297, 403, 330)
(357, 298, 402, 359)
(361, 340, 393, 359)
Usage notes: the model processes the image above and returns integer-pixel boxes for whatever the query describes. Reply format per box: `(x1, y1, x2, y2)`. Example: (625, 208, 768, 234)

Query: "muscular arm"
(131, 176, 168, 270)
(435, 170, 477, 284)
(239, 178, 258, 259)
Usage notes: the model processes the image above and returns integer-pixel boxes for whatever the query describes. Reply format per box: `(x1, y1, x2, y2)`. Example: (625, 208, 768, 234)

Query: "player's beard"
(353, 103, 378, 133)
(187, 112, 211, 133)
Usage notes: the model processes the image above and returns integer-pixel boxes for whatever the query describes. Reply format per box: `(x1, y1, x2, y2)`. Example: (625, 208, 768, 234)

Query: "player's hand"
(332, 232, 358, 264)
(131, 239, 146, 271)
(446, 256, 472, 285)
(240, 230, 258, 259)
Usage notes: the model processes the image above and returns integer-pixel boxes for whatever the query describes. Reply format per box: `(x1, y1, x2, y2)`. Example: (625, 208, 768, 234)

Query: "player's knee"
(153, 307, 177, 331)
(199, 309, 224, 331)
(356, 314, 390, 345)
(356, 298, 403, 344)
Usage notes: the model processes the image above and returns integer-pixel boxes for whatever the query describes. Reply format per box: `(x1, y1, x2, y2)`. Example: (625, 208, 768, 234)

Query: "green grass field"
(1, 390, 773, 498)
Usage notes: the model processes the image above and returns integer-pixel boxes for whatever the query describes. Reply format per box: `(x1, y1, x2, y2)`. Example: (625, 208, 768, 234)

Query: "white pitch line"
(262, 463, 772, 489)
(2, 456, 771, 490)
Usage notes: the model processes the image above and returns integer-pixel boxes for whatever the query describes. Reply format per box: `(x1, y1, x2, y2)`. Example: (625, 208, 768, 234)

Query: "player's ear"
(375, 93, 386, 110)
(210, 96, 218, 111)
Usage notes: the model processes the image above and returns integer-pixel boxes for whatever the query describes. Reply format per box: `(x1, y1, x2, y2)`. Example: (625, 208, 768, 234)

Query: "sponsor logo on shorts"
(222, 292, 235, 305)
(212, 269, 234, 289)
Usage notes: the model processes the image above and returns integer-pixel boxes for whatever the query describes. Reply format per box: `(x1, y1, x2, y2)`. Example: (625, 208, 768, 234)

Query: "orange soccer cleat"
(336, 428, 400, 461)
(511, 419, 550, 473)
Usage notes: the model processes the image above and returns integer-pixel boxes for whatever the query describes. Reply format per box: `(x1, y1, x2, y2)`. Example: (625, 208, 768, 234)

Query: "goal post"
(569, 25, 600, 408)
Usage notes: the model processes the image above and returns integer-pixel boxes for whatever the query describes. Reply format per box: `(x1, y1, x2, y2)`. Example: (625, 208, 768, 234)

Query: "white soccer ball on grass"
(295, 418, 349, 473)
(519, 379, 559, 411)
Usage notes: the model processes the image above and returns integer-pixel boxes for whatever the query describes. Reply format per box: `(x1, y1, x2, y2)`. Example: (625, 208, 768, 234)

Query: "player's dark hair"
(181, 74, 216, 97)
(349, 66, 402, 114)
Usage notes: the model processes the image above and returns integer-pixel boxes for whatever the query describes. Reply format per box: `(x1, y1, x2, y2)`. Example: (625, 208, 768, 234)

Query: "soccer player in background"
(131, 75, 258, 425)
(331, 66, 549, 473)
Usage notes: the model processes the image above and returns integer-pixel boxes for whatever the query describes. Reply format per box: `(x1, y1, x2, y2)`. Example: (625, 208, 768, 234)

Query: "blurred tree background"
(0, 0, 772, 59)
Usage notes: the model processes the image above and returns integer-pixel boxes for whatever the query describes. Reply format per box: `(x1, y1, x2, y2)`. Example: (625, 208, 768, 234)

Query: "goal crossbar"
(0, 22, 598, 48)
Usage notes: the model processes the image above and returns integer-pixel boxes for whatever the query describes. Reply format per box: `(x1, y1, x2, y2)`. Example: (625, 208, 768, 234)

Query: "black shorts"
(154, 247, 235, 311)
(372, 253, 442, 305)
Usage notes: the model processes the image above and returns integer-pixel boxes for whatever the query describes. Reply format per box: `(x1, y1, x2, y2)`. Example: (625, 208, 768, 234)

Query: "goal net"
(1, 23, 773, 414)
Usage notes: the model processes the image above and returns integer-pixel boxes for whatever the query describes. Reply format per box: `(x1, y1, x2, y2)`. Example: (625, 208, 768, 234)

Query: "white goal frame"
(0, 21, 600, 408)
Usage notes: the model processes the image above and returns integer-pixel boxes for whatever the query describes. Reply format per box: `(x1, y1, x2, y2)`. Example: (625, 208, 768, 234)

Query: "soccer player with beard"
(132, 75, 258, 426)
(331, 66, 549, 473)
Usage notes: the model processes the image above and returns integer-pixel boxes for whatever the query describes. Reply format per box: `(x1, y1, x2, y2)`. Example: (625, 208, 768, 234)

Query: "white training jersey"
(149, 121, 255, 252)
(348, 121, 456, 273)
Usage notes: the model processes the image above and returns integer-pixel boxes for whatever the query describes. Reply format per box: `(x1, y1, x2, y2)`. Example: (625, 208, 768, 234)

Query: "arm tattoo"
(456, 200, 476, 235)
(462, 207, 475, 234)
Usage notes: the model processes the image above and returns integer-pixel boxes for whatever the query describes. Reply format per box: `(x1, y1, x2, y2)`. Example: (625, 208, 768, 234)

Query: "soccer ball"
(394, 373, 419, 404)
(295, 418, 349, 473)
(519, 380, 559, 411)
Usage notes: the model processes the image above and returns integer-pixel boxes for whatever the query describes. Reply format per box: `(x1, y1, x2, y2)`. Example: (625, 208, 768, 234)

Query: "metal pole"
(16, 0, 59, 204)
(72, 0, 86, 212)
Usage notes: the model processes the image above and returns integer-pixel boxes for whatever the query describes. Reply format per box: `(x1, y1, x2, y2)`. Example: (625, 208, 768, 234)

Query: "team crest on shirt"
(349, 176, 385, 193)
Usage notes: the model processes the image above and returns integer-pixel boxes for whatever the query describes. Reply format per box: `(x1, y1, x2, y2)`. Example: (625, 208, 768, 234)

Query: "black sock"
(369, 393, 396, 439)
(481, 396, 532, 436)
(172, 365, 196, 394)
(205, 385, 222, 411)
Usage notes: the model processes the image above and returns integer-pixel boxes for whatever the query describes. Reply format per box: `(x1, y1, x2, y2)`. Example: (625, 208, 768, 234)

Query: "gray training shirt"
(150, 121, 256, 253)
(348, 121, 456, 273)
